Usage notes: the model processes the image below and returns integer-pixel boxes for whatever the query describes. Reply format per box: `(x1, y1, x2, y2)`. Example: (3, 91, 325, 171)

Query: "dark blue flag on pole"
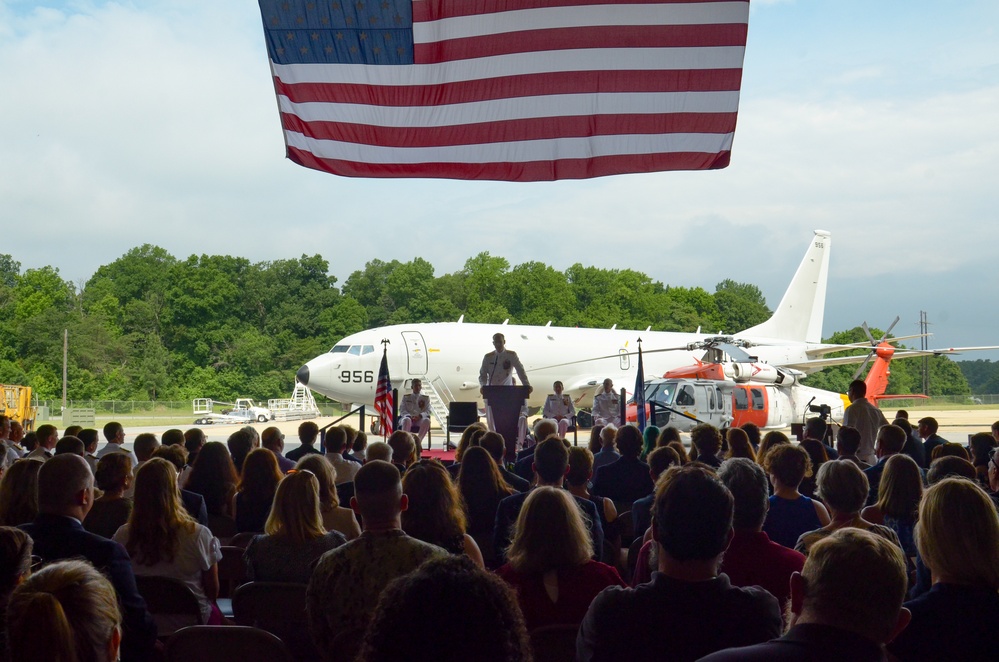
(634, 341, 646, 433)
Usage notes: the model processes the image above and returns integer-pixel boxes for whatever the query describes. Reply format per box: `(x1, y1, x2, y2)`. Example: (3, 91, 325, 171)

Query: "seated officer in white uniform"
(543, 380, 575, 438)
(399, 379, 431, 443)
(478, 333, 532, 436)
(592, 378, 621, 427)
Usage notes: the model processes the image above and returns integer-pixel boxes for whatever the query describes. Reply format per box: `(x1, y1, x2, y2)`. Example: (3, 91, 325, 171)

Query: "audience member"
(666, 439, 690, 464)
(324, 426, 360, 484)
(835, 425, 870, 469)
(725, 427, 757, 462)
(341, 426, 361, 464)
(348, 430, 368, 463)
(365, 441, 393, 463)
(85, 453, 134, 539)
(307, 461, 448, 657)
(26, 423, 58, 460)
(690, 423, 723, 468)
(184, 441, 238, 518)
(567, 446, 618, 544)
(386, 430, 418, 470)
(577, 464, 782, 661)
(930, 442, 969, 462)
(55, 435, 85, 457)
(586, 424, 604, 454)
(262, 426, 295, 473)
(0, 458, 42, 526)
(757, 430, 790, 463)
(6, 560, 124, 662)
(286, 421, 323, 462)
(402, 459, 484, 566)
(917, 417, 947, 466)
(497, 487, 626, 630)
(20, 431, 37, 454)
(226, 428, 255, 474)
(631, 445, 682, 540)
(244, 469, 347, 583)
(969, 431, 996, 487)
(864, 424, 908, 505)
(453, 422, 487, 464)
(842, 380, 887, 464)
(0, 415, 21, 468)
(20, 454, 156, 661)
(183, 427, 206, 470)
(161, 428, 184, 447)
(79, 427, 101, 471)
(457, 445, 515, 567)
(797, 435, 830, 499)
(233, 447, 284, 533)
(794, 460, 900, 555)
(480, 431, 531, 492)
(152, 445, 209, 526)
(0, 526, 32, 660)
(97, 421, 139, 465)
(862, 453, 922, 564)
(761, 444, 830, 549)
(592, 425, 654, 504)
(717, 458, 805, 615)
(702, 528, 911, 662)
(591, 424, 620, 472)
(114, 458, 223, 628)
(926, 455, 977, 485)
(892, 417, 926, 468)
(64, 425, 83, 438)
(642, 424, 661, 460)
(741, 422, 761, 451)
(358, 555, 532, 662)
(888, 478, 999, 661)
(494, 437, 604, 564)
(295, 455, 361, 540)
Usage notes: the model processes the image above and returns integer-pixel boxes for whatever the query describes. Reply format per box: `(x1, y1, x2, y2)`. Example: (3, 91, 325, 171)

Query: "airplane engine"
(730, 363, 798, 386)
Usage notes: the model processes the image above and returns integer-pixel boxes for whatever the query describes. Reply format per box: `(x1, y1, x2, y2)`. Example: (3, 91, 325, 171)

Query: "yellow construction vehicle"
(1, 384, 36, 431)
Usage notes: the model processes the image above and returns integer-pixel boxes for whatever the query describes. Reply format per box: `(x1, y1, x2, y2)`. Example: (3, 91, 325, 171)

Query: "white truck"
(192, 398, 274, 425)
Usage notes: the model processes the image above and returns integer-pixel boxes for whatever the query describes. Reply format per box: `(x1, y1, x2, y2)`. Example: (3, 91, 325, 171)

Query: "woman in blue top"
(761, 444, 830, 549)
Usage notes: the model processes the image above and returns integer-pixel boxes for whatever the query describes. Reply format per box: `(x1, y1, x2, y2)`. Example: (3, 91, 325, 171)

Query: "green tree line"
(0, 247, 970, 402)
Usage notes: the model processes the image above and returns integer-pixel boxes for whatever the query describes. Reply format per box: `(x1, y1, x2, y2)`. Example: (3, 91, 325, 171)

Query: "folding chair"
(134, 575, 203, 639)
(446, 402, 480, 447)
(217, 545, 248, 618)
(232, 581, 317, 661)
(165, 625, 293, 662)
(207, 514, 238, 544)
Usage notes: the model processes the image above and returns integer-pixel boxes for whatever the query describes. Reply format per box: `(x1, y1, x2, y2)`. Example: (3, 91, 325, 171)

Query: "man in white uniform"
(479, 333, 532, 449)
(842, 379, 887, 466)
(592, 378, 621, 427)
(543, 381, 575, 438)
(399, 379, 431, 443)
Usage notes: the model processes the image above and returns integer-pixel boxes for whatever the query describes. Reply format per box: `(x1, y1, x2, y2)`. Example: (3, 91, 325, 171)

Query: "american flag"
(374, 346, 394, 437)
(257, 0, 750, 182)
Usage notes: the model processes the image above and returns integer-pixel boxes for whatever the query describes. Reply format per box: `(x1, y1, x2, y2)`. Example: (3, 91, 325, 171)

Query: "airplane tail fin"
(740, 230, 831, 343)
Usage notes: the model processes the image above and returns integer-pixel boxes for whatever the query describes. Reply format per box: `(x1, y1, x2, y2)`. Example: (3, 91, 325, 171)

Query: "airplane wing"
(783, 345, 999, 371)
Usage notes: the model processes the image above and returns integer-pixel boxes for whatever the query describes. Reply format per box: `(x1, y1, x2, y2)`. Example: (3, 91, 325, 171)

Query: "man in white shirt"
(478, 333, 532, 442)
(543, 380, 576, 438)
(0, 415, 23, 468)
(325, 426, 360, 485)
(841, 380, 887, 465)
(26, 423, 59, 461)
(399, 379, 431, 443)
(96, 421, 140, 466)
(592, 378, 621, 427)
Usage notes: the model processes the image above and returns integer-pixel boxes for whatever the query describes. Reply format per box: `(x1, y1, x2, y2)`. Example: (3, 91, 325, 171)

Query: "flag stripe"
(285, 129, 733, 164)
(412, 0, 744, 23)
(274, 69, 745, 106)
(289, 145, 731, 180)
(414, 24, 747, 62)
(278, 90, 740, 127)
(281, 111, 738, 147)
(270, 46, 748, 85)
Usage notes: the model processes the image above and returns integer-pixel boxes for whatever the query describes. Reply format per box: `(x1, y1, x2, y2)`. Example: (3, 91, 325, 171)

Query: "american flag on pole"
(257, 0, 750, 182)
(374, 346, 394, 437)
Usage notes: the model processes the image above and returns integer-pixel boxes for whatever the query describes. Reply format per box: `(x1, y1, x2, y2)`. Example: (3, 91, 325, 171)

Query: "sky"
(2, 0, 998, 360)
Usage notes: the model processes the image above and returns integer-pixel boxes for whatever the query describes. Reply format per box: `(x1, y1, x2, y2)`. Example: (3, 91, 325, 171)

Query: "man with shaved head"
(19, 454, 157, 661)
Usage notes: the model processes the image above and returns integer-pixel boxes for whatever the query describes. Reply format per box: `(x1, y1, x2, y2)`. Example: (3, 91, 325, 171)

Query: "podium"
(482, 385, 530, 461)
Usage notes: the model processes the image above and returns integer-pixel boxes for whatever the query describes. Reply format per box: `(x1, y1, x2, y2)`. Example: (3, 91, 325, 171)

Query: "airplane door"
(619, 349, 630, 370)
(400, 331, 428, 376)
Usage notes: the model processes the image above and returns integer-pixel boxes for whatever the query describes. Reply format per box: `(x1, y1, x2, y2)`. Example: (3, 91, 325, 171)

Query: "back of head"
(401, 460, 465, 544)
(761, 443, 811, 489)
(266, 470, 324, 543)
(877, 454, 923, 520)
(132, 433, 159, 462)
(353, 460, 403, 522)
(917, 417, 938, 435)
(718, 458, 769, 532)
(55, 436, 85, 457)
(387, 431, 417, 466)
(892, 418, 913, 438)
(876, 425, 907, 456)
(183, 428, 205, 455)
(0, 459, 43, 526)
(533, 437, 569, 484)
(129, 458, 193, 565)
(926, 456, 977, 485)
(37, 454, 93, 514)
(325, 426, 348, 454)
(533, 419, 558, 444)
(931, 442, 969, 462)
(0, 526, 32, 599)
(725, 428, 756, 461)
(969, 432, 996, 465)
(227, 429, 254, 471)
(656, 426, 681, 447)
(916, 477, 999, 589)
(599, 425, 617, 449)
(800, 528, 907, 643)
(805, 417, 827, 441)
(77, 429, 99, 453)
(35, 424, 57, 448)
(507, 486, 592, 575)
(647, 445, 681, 480)
(740, 422, 761, 449)
(615, 425, 644, 458)
(666, 441, 689, 465)
(261, 426, 283, 451)
(152, 445, 188, 473)
(295, 454, 339, 508)
(848, 379, 867, 398)
(653, 464, 733, 562)
(456, 422, 487, 461)
(816, 460, 868, 515)
(758, 431, 790, 460)
(161, 428, 185, 447)
(566, 446, 594, 487)
(238, 448, 283, 497)
(102, 421, 122, 443)
(587, 425, 604, 453)
(298, 421, 320, 445)
(836, 426, 861, 455)
(352, 431, 368, 453)
(365, 441, 393, 463)
(94, 453, 133, 493)
(7, 559, 121, 662)
(479, 431, 506, 464)
(358, 555, 530, 662)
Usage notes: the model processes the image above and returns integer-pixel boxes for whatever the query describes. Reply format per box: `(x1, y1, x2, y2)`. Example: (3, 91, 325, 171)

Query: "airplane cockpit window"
(330, 345, 350, 354)
(361, 345, 375, 355)
(348, 346, 362, 356)
(676, 385, 695, 407)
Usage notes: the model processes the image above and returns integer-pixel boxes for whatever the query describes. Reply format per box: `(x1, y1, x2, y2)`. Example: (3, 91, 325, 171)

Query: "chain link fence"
(36, 400, 350, 425)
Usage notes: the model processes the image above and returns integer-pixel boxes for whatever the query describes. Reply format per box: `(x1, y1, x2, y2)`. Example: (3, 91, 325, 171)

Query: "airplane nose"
(297, 364, 310, 386)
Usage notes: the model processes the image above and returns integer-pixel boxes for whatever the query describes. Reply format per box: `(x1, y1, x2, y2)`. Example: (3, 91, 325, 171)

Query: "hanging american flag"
(374, 345, 394, 437)
(257, 0, 750, 182)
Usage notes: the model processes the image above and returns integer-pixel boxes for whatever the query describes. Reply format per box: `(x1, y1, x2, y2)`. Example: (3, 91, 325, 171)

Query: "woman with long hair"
(725, 428, 757, 462)
(454, 422, 487, 463)
(84, 453, 133, 539)
(862, 453, 923, 563)
(457, 445, 514, 568)
(0, 458, 41, 527)
(244, 470, 347, 583)
(497, 487, 626, 630)
(887, 478, 999, 661)
(401, 460, 484, 567)
(567, 446, 618, 538)
(6, 559, 122, 662)
(113, 458, 223, 626)
(233, 448, 284, 533)
(183, 441, 238, 517)
(757, 430, 790, 464)
(295, 455, 361, 540)
(0, 526, 32, 659)
(797, 437, 830, 498)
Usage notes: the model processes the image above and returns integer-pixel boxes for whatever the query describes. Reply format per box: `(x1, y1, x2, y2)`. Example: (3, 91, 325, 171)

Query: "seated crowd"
(0, 412, 997, 662)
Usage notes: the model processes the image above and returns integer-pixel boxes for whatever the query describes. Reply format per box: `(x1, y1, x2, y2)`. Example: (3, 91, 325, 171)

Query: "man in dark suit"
(494, 437, 603, 563)
(864, 425, 908, 506)
(917, 417, 948, 465)
(20, 454, 157, 662)
(592, 425, 654, 505)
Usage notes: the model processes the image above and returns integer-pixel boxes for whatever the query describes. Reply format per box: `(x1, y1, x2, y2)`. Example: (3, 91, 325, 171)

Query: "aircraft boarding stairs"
(268, 383, 321, 421)
(420, 377, 454, 431)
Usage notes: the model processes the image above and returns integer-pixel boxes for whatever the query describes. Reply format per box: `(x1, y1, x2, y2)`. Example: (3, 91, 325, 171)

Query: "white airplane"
(298, 230, 875, 422)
